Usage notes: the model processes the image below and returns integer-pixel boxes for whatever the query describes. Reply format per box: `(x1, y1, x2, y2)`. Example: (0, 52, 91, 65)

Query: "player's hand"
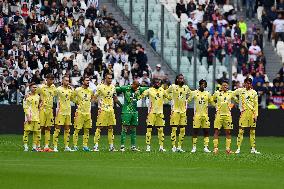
(253, 115, 257, 122)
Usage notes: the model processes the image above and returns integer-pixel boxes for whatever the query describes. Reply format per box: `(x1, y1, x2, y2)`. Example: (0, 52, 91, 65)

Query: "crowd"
(178, 0, 284, 108)
(0, 0, 165, 105)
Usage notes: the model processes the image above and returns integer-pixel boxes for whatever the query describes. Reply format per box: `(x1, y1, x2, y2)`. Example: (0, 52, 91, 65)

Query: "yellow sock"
(44, 129, 50, 147)
(145, 128, 152, 145)
(94, 128, 101, 145)
(250, 129, 256, 148)
(73, 129, 80, 147)
(157, 127, 164, 147)
(204, 137, 209, 147)
(34, 131, 40, 148)
(213, 138, 219, 149)
(171, 127, 177, 147)
(53, 128, 60, 148)
(192, 137, 197, 147)
(83, 128, 89, 147)
(23, 130, 30, 145)
(178, 127, 185, 147)
(64, 129, 70, 148)
(226, 138, 231, 150)
(108, 128, 114, 145)
(237, 128, 244, 149)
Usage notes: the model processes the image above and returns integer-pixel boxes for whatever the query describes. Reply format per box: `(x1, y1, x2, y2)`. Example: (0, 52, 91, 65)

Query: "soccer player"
(116, 80, 148, 152)
(23, 83, 41, 152)
(37, 73, 56, 152)
(72, 77, 94, 151)
(52, 76, 73, 152)
(140, 78, 168, 152)
(212, 80, 235, 154)
(189, 79, 212, 153)
(93, 73, 121, 152)
(167, 74, 191, 152)
(235, 78, 260, 154)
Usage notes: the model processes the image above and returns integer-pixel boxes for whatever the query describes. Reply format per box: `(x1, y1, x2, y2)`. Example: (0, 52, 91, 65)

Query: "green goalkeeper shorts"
(121, 112, 138, 126)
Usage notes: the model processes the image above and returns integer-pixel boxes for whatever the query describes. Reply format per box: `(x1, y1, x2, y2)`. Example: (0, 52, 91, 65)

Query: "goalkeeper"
(116, 80, 148, 152)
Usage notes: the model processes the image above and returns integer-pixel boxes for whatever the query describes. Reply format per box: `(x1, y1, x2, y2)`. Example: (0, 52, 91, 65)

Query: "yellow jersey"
(36, 84, 56, 110)
(140, 87, 168, 114)
(95, 84, 116, 112)
(167, 84, 191, 113)
(23, 93, 40, 122)
(189, 90, 212, 116)
(212, 90, 236, 116)
(235, 88, 258, 116)
(74, 87, 94, 114)
(55, 86, 73, 116)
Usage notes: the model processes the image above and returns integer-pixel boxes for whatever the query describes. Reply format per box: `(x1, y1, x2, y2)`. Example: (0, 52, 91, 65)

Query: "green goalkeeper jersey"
(116, 85, 148, 113)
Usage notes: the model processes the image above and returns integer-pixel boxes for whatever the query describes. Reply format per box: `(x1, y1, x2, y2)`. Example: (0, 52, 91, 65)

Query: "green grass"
(0, 135, 284, 189)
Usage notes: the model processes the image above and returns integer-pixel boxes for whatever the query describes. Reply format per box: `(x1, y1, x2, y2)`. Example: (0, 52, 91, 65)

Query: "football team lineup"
(22, 73, 261, 154)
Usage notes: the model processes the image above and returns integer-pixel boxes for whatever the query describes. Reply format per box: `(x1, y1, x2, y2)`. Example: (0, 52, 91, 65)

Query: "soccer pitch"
(0, 135, 283, 189)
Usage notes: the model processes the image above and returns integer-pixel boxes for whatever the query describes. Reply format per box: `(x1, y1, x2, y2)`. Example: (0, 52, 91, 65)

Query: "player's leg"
(52, 124, 61, 152)
(213, 115, 221, 153)
(44, 110, 54, 152)
(145, 126, 152, 152)
(130, 112, 139, 151)
(145, 113, 155, 151)
(224, 115, 233, 154)
(250, 127, 260, 154)
(203, 128, 211, 153)
(170, 112, 178, 152)
(236, 112, 246, 153)
(203, 116, 211, 153)
(23, 123, 30, 151)
(225, 129, 233, 154)
(44, 126, 53, 152)
(191, 115, 200, 152)
(82, 114, 92, 152)
(73, 112, 81, 151)
(157, 114, 166, 152)
(177, 126, 186, 152)
(120, 113, 130, 151)
(236, 126, 244, 154)
(130, 126, 139, 151)
(213, 128, 220, 154)
(120, 125, 127, 151)
(191, 128, 199, 153)
(63, 124, 72, 151)
(93, 126, 102, 151)
(171, 126, 178, 152)
(108, 125, 116, 151)
(177, 113, 187, 152)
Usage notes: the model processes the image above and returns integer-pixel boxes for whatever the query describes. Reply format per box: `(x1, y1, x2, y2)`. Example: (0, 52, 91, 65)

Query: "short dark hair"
(244, 78, 252, 83)
(222, 80, 229, 84)
(199, 79, 207, 86)
(46, 73, 54, 79)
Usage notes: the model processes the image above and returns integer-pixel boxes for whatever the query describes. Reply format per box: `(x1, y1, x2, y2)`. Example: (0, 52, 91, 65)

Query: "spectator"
(135, 44, 148, 72)
(252, 72, 265, 87)
(278, 63, 284, 81)
(176, 0, 187, 18)
(139, 71, 151, 86)
(187, 0, 196, 16)
(152, 64, 165, 80)
(273, 13, 284, 47)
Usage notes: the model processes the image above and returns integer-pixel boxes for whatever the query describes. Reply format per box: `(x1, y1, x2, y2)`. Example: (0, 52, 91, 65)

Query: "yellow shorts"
(147, 113, 165, 127)
(96, 110, 116, 127)
(193, 115, 210, 129)
(55, 114, 71, 126)
(24, 121, 40, 131)
(214, 114, 233, 130)
(239, 111, 256, 128)
(170, 112, 187, 126)
(74, 112, 92, 129)
(39, 108, 54, 127)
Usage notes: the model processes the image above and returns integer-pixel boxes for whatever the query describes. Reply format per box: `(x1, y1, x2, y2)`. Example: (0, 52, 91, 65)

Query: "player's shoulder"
(75, 87, 82, 92)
